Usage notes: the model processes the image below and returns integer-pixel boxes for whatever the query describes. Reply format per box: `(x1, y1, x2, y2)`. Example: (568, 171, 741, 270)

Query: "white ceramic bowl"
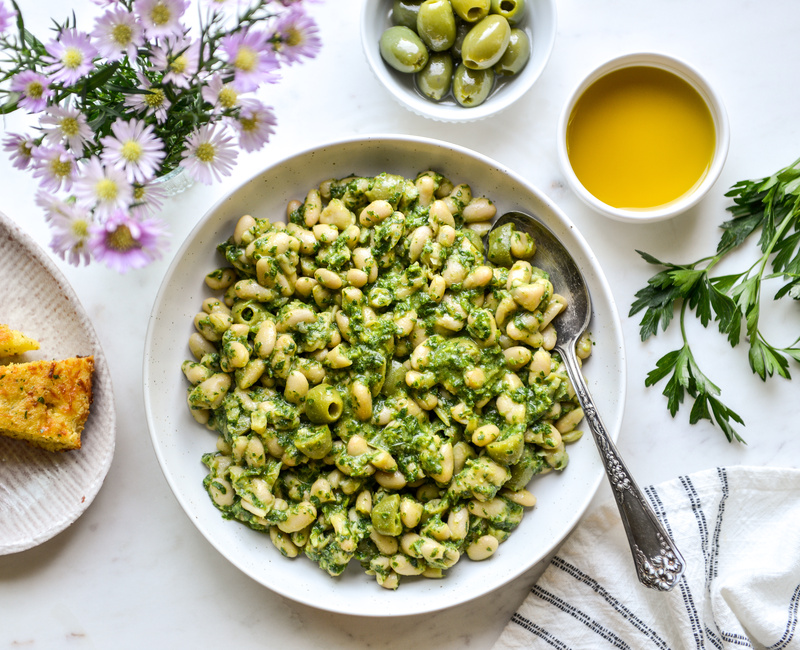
(360, 0, 557, 122)
(144, 134, 626, 616)
(557, 52, 730, 223)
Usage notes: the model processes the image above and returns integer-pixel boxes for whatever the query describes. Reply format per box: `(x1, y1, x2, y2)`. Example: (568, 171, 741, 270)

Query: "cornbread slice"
(0, 356, 94, 451)
(0, 324, 40, 356)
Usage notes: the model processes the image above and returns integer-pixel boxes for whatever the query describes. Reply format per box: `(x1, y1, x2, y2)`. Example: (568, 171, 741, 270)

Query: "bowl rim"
(143, 133, 627, 616)
(557, 51, 731, 223)
(360, 0, 558, 123)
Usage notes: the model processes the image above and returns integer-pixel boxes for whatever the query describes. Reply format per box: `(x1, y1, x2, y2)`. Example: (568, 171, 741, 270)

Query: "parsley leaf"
(630, 157, 800, 443)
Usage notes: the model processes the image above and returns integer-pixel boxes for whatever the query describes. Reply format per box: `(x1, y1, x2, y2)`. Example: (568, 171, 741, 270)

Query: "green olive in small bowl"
(361, 0, 556, 122)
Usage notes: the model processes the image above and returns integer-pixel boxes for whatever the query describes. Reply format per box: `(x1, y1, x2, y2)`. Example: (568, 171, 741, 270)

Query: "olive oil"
(566, 65, 716, 209)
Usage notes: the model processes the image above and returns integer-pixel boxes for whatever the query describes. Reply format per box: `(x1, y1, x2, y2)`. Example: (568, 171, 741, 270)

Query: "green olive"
(493, 28, 530, 76)
(416, 52, 454, 101)
(293, 424, 333, 460)
(392, 0, 424, 29)
(416, 0, 457, 53)
(461, 15, 511, 70)
(451, 19, 472, 59)
(490, 0, 526, 25)
(379, 26, 430, 73)
(304, 384, 344, 424)
(450, 0, 490, 22)
(453, 63, 495, 107)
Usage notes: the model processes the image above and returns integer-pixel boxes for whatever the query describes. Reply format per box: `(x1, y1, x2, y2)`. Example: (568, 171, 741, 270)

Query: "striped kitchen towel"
(493, 466, 800, 650)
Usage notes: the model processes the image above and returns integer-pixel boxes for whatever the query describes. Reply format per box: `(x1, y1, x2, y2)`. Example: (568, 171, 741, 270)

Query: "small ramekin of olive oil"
(558, 53, 729, 223)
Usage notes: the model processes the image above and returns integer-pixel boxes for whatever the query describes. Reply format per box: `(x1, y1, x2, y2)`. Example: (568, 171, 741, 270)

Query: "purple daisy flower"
(100, 118, 166, 184)
(0, 1, 15, 33)
(39, 105, 93, 152)
(134, 0, 189, 40)
(270, 5, 321, 65)
(124, 73, 171, 123)
(42, 29, 97, 86)
(150, 37, 201, 88)
(73, 156, 134, 217)
(201, 73, 240, 113)
(92, 7, 145, 61)
(38, 193, 95, 266)
(231, 100, 276, 153)
(31, 144, 77, 192)
(3, 133, 36, 171)
(220, 29, 280, 92)
(179, 123, 237, 185)
(9, 71, 53, 112)
(88, 209, 169, 273)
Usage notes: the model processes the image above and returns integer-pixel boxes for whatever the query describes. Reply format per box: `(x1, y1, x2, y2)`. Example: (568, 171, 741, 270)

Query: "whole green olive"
(451, 19, 472, 59)
(461, 15, 511, 70)
(452, 63, 495, 107)
(416, 52, 454, 101)
(392, 0, 424, 29)
(379, 26, 429, 73)
(493, 28, 530, 75)
(416, 0, 457, 53)
(490, 0, 527, 25)
(450, 0, 490, 23)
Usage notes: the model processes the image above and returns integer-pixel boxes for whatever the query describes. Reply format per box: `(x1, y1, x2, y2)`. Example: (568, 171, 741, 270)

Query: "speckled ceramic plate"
(144, 135, 626, 616)
(0, 211, 116, 555)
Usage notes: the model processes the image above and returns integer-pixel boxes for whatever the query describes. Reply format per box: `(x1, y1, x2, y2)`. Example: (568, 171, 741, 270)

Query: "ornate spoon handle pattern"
(559, 346, 686, 591)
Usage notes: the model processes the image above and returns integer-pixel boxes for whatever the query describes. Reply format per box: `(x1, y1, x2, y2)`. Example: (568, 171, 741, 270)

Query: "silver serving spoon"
(489, 211, 685, 591)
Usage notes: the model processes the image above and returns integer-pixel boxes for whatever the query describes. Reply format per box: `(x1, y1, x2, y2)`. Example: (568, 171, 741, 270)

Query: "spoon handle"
(559, 347, 686, 591)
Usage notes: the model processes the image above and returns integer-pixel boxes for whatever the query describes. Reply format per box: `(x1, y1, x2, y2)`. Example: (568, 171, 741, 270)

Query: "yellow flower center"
(18, 141, 32, 158)
(218, 86, 238, 109)
(240, 116, 258, 133)
(286, 28, 302, 48)
(112, 23, 133, 46)
(95, 178, 118, 202)
(72, 219, 90, 239)
(150, 4, 171, 26)
(61, 117, 80, 137)
(50, 158, 72, 178)
(108, 225, 137, 251)
(170, 54, 188, 74)
(133, 186, 146, 201)
(234, 47, 257, 73)
(63, 47, 84, 70)
(145, 88, 166, 109)
(25, 81, 44, 99)
(195, 142, 216, 163)
(121, 140, 143, 163)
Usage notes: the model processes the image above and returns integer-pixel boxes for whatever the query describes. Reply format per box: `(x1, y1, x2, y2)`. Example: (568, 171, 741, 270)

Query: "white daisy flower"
(180, 123, 237, 185)
(100, 118, 166, 184)
(73, 157, 134, 217)
(92, 7, 145, 61)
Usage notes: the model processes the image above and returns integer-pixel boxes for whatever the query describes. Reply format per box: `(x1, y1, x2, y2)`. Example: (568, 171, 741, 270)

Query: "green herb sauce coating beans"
(184, 171, 592, 589)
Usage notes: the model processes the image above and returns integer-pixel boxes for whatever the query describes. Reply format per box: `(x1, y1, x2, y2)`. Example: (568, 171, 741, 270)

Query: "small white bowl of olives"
(361, 0, 557, 122)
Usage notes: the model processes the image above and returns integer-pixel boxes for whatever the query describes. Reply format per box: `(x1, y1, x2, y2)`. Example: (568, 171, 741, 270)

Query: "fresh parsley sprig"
(630, 157, 800, 442)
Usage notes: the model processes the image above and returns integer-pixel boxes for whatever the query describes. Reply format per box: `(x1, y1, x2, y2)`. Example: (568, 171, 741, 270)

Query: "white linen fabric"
(493, 466, 800, 650)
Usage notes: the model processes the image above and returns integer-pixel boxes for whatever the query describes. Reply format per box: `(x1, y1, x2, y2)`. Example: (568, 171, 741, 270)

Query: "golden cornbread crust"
(0, 356, 94, 452)
(0, 324, 40, 356)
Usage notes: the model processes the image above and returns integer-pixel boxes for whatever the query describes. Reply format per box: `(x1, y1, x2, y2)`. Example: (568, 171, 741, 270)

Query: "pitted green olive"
(461, 15, 511, 70)
(416, 0, 457, 52)
(453, 63, 495, 107)
(380, 26, 430, 73)
(416, 52, 454, 101)
(392, 0, 424, 29)
(490, 0, 527, 25)
(494, 28, 530, 76)
(450, 0, 490, 23)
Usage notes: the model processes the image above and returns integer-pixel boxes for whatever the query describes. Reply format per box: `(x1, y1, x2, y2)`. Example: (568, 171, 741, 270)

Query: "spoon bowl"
(490, 211, 686, 591)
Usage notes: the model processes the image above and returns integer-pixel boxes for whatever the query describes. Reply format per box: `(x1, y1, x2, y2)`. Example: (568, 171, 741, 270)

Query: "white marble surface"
(2, 0, 800, 647)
